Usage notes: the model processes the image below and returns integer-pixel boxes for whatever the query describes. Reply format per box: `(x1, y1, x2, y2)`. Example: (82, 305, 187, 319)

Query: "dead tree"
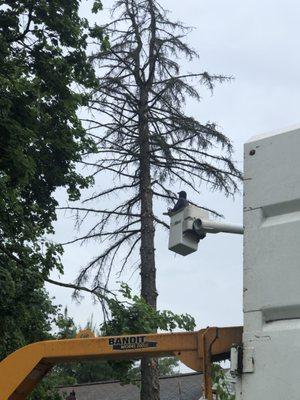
(64, 1, 241, 399)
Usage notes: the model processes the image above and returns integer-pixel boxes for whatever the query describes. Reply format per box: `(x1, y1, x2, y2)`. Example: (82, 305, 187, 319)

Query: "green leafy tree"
(28, 308, 77, 400)
(212, 364, 235, 400)
(56, 307, 78, 340)
(0, 0, 98, 279)
(29, 309, 111, 399)
(0, 0, 103, 363)
(102, 284, 195, 336)
(29, 375, 69, 400)
(99, 284, 195, 385)
(156, 358, 179, 377)
(0, 264, 57, 360)
(0, 3, 106, 400)
(53, 309, 116, 385)
(49, 285, 193, 387)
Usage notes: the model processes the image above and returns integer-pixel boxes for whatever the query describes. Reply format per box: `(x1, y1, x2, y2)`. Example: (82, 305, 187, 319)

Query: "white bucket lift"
(168, 204, 209, 255)
(168, 204, 243, 256)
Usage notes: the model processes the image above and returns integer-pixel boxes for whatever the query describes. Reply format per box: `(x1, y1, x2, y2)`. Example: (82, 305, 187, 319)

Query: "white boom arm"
(193, 218, 244, 235)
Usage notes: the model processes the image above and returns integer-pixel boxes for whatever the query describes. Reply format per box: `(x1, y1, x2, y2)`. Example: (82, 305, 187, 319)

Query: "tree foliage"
(212, 363, 235, 400)
(50, 286, 194, 387)
(100, 283, 194, 385)
(0, 0, 101, 375)
(0, 0, 97, 277)
(51, 309, 118, 386)
(102, 283, 195, 335)
(0, 263, 57, 360)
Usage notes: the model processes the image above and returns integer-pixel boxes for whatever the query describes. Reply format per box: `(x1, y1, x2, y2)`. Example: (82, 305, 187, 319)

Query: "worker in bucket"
(168, 190, 189, 213)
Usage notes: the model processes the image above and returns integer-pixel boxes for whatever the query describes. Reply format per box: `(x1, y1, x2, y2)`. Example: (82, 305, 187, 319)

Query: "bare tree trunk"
(139, 89, 160, 400)
(141, 357, 159, 400)
(68, 1, 241, 397)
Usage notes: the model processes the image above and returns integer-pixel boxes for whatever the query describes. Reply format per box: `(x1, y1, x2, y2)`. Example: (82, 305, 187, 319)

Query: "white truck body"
(237, 126, 300, 399)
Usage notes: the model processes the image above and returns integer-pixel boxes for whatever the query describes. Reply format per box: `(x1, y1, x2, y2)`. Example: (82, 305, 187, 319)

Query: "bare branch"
(58, 206, 140, 218)
(63, 0, 241, 305)
(45, 278, 114, 301)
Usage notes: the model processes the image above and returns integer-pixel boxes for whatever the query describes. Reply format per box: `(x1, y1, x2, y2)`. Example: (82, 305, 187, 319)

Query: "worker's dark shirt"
(171, 198, 189, 212)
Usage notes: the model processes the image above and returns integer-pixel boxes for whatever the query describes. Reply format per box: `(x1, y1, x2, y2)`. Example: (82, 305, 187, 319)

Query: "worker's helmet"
(178, 191, 187, 199)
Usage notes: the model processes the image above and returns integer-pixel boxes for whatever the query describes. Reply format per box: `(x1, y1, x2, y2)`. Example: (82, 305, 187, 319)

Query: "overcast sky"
(47, 0, 300, 336)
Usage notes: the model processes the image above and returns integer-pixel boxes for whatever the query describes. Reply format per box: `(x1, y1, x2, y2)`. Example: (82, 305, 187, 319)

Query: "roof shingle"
(59, 373, 203, 400)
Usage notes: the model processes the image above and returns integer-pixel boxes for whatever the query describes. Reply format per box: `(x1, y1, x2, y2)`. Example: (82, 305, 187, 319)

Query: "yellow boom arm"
(0, 326, 242, 400)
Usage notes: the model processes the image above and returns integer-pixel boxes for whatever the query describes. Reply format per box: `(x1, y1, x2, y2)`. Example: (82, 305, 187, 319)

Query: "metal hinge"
(230, 345, 255, 376)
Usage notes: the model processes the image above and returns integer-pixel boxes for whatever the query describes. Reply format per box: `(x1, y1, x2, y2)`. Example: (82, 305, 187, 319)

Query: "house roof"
(59, 372, 203, 400)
